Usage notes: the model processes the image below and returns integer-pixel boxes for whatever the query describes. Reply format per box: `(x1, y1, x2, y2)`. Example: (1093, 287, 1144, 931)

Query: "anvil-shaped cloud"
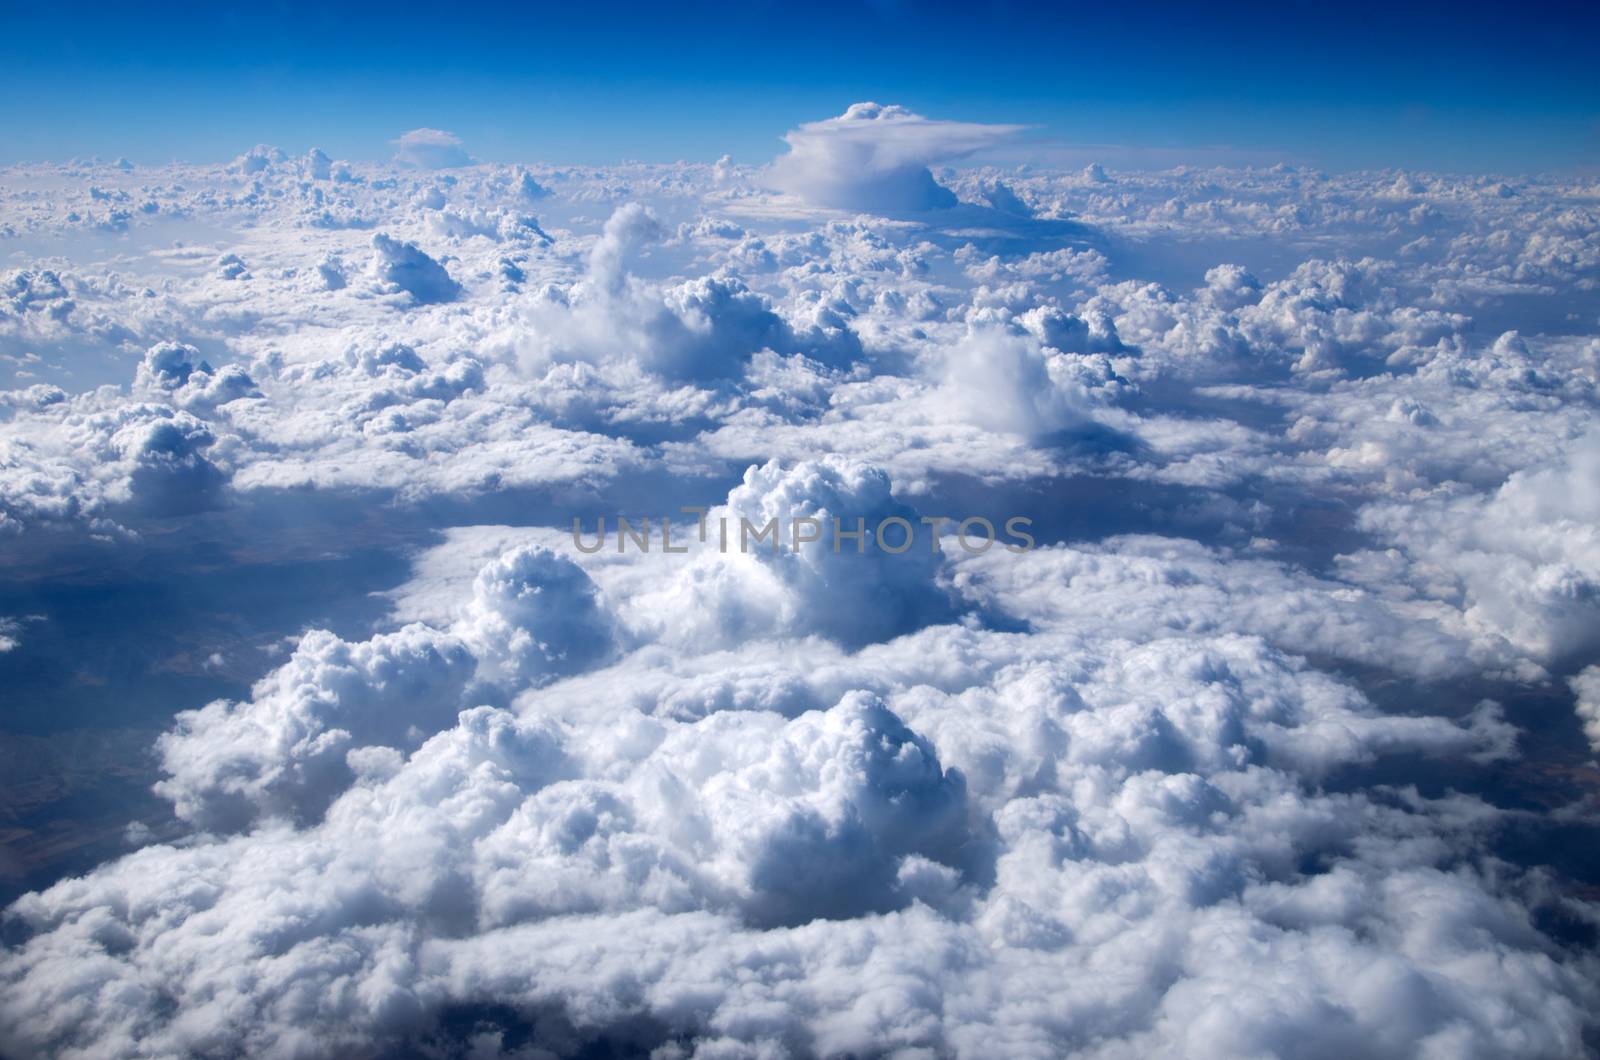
(771, 102, 1024, 212)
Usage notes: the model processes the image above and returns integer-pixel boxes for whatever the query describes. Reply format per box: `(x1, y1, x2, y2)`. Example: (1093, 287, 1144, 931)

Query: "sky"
(2, 0, 1598, 171)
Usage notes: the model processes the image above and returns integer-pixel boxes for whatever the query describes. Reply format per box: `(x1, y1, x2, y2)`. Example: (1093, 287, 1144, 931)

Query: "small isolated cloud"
(392, 127, 472, 169)
(1571, 666, 1600, 753)
(770, 102, 1023, 213)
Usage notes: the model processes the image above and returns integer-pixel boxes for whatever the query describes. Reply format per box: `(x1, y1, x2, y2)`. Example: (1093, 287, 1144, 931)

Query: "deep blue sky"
(2, 0, 1597, 172)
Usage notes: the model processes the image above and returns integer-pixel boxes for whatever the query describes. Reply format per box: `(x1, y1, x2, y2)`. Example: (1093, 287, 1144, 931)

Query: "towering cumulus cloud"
(369, 233, 462, 304)
(771, 102, 1023, 212)
(628, 457, 957, 649)
(392, 127, 473, 169)
(514, 202, 859, 380)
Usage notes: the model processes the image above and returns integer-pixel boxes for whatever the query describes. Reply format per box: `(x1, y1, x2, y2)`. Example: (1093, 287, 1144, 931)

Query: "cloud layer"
(1, 104, 1598, 1058)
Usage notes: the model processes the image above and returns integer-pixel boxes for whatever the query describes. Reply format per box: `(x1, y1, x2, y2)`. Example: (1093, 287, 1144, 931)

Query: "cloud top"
(392, 127, 472, 169)
(771, 102, 1023, 213)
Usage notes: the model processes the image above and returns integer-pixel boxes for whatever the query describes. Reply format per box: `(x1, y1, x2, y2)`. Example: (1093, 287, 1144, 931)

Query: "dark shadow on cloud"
(919, 471, 1262, 550)
(1301, 662, 1600, 956)
(370, 233, 462, 304)
(922, 465, 1383, 592)
(1124, 377, 1298, 427)
(1035, 418, 1147, 461)
(895, 203, 1101, 257)
(392, 1001, 680, 1060)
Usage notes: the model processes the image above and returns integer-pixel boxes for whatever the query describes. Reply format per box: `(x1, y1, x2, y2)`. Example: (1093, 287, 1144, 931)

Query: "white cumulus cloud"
(392, 127, 473, 169)
(771, 102, 1023, 213)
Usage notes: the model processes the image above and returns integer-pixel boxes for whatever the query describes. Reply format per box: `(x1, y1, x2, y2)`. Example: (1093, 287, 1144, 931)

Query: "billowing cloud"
(511, 202, 860, 381)
(771, 102, 1023, 212)
(155, 544, 613, 831)
(0, 501, 1579, 1057)
(392, 127, 473, 169)
(1353, 428, 1600, 671)
(1572, 665, 1600, 753)
(134, 341, 260, 411)
(0, 113, 1598, 1060)
(938, 324, 1096, 440)
(369, 233, 462, 304)
(623, 457, 957, 650)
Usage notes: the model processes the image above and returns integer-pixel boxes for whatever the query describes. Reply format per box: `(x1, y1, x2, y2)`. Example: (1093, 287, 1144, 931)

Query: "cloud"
(155, 623, 481, 830)
(154, 544, 613, 831)
(134, 341, 260, 411)
(2, 119, 1600, 1060)
(1354, 428, 1600, 671)
(771, 102, 1023, 213)
(1572, 666, 1600, 753)
(457, 544, 616, 687)
(0, 393, 230, 531)
(620, 457, 957, 651)
(303, 147, 333, 180)
(0, 542, 1581, 1057)
(232, 143, 286, 174)
(512, 203, 861, 381)
(368, 233, 462, 304)
(392, 127, 473, 169)
(938, 324, 1096, 440)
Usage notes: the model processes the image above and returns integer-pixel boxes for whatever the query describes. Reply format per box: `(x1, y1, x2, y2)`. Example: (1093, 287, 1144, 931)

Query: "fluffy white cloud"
(1352, 428, 1600, 670)
(134, 341, 260, 411)
(233, 144, 287, 174)
(620, 457, 956, 650)
(511, 203, 861, 381)
(392, 128, 473, 169)
(457, 544, 616, 686)
(0, 393, 229, 530)
(155, 623, 481, 830)
(771, 102, 1023, 213)
(2, 110, 1599, 1059)
(368, 233, 462, 304)
(1571, 666, 1600, 754)
(938, 324, 1096, 440)
(155, 544, 613, 831)
(0, 528, 1577, 1057)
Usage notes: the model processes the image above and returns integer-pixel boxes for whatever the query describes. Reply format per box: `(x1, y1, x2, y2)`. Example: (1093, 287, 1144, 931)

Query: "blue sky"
(2, 0, 1597, 171)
